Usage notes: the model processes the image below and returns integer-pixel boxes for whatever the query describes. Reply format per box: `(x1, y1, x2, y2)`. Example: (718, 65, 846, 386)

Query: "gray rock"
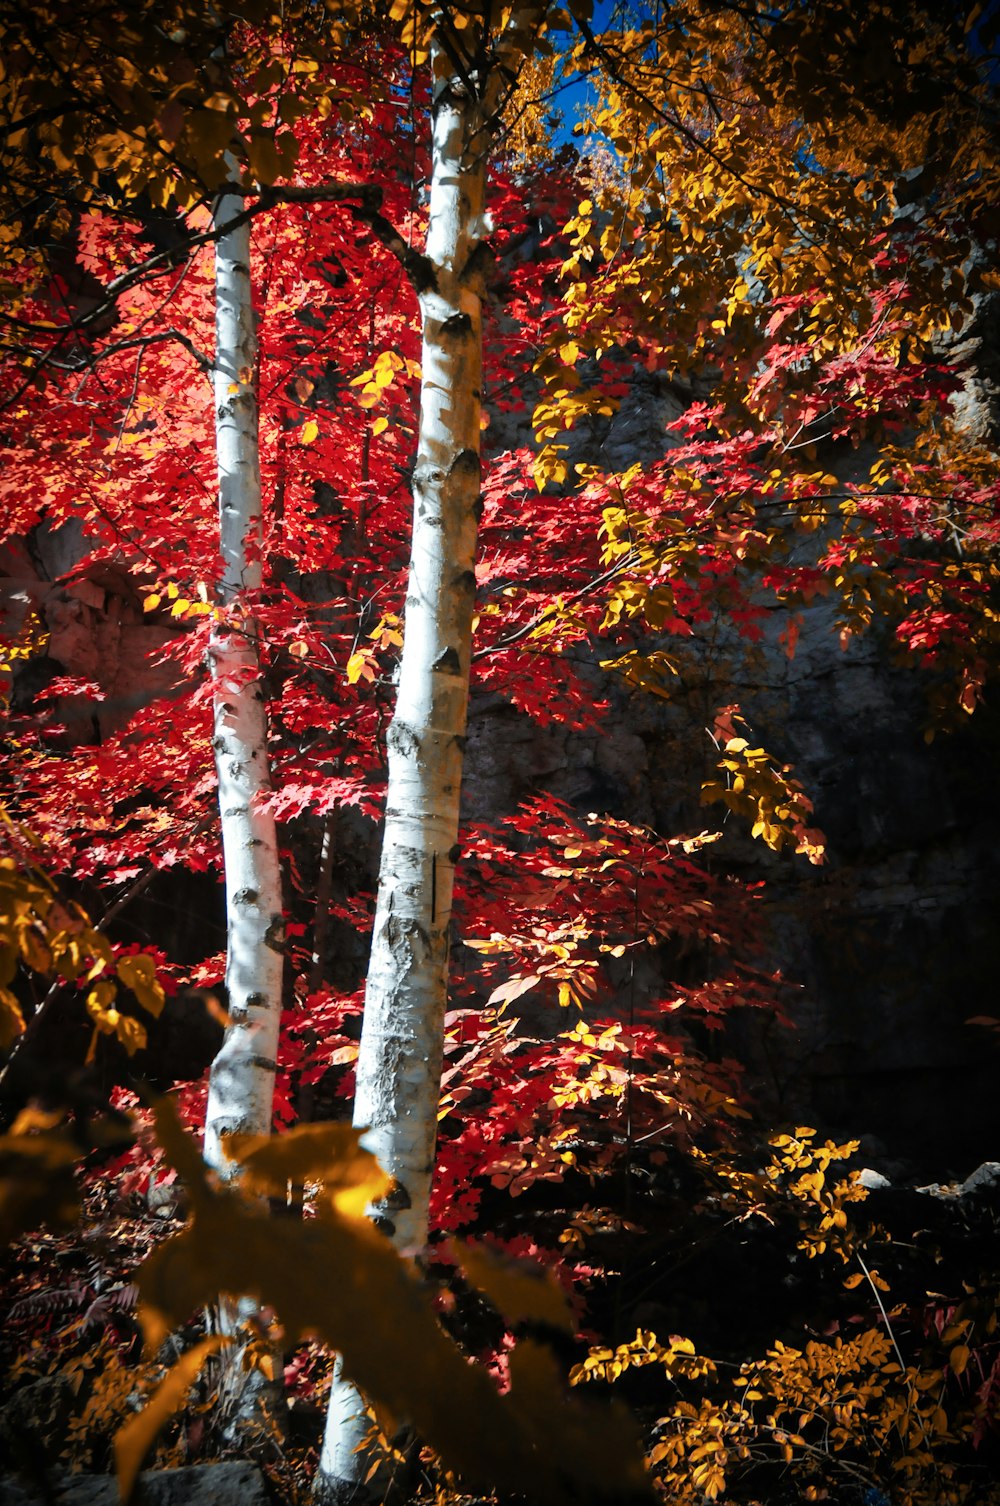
(912, 1163, 1000, 1200)
(0, 1462, 269, 1506)
(961, 1162, 1000, 1196)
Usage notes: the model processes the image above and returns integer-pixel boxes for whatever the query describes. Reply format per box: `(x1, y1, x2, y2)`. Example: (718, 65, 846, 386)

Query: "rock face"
(0, 1462, 268, 1506)
(467, 343, 1000, 1179)
(0, 521, 182, 745)
(461, 602, 999, 1175)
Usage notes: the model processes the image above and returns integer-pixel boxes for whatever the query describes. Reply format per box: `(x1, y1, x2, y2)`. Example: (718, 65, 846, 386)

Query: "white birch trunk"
(201, 167, 286, 1442)
(203, 174, 285, 1175)
(315, 41, 490, 1501)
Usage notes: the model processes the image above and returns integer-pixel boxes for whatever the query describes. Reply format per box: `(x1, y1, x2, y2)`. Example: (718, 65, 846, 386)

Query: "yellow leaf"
(114, 1336, 227, 1504)
(114, 1013, 148, 1056)
(372, 416, 389, 436)
(143, 594, 161, 613)
(247, 134, 281, 187)
(19, 927, 51, 973)
(116, 955, 165, 1018)
(224, 1123, 391, 1220)
(86, 980, 117, 1017)
(288, 640, 309, 659)
(0, 1111, 88, 1243)
(0, 987, 25, 1049)
(950, 1343, 970, 1375)
(346, 650, 373, 685)
(301, 419, 319, 445)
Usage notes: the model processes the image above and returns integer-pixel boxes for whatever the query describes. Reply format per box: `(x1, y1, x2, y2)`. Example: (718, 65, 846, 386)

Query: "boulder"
(0, 1461, 269, 1506)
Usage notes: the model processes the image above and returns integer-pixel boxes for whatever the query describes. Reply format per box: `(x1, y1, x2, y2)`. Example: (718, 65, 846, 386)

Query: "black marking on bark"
(412, 460, 445, 496)
(448, 448, 480, 477)
(383, 911, 430, 955)
(264, 915, 286, 952)
(413, 461, 444, 495)
(388, 720, 420, 757)
(472, 493, 485, 522)
(459, 240, 496, 286)
(234, 887, 259, 906)
(381, 1178, 412, 1211)
(407, 253, 437, 295)
(223, 806, 249, 818)
(440, 311, 472, 337)
(246, 992, 267, 1009)
(448, 843, 461, 864)
(250, 1055, 277, 1073)
(212, 736, 226, 752)
(454, 569, 476, 594)
(453, 733, 467, 753)
(432, 646, 462, 675)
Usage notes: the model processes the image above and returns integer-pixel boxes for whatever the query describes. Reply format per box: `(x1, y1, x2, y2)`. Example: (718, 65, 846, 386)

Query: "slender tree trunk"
(315, 40, 490, 1501)
(204, 171, 285, 1170)
(354, 55, 486, 1256)
(202, 166, 285, 1440)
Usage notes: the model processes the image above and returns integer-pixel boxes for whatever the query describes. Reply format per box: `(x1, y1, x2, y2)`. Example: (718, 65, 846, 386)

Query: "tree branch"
(0, 182, 391, 342)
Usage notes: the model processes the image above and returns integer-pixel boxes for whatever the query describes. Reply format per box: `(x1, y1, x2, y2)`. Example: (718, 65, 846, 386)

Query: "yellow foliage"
(701, 708, 826, 865)
(500, 52, 562, 166)
(128, 1099, 652, 1504)
(0, 843, 166, 1237)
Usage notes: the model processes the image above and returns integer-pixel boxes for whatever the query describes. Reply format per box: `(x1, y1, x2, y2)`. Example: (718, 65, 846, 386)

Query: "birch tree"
(203, 167, 285, 1176)
(316, 4, 558, 1495)
(196, 161, 288, 1437)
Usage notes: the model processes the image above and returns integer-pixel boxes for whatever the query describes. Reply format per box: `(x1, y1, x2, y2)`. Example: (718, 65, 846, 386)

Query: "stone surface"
(0, 522, 183, 745)
(467, 374, 1000, 1177)
(0, 1462, 269, 1506)
(858, 1168, 892, 1190)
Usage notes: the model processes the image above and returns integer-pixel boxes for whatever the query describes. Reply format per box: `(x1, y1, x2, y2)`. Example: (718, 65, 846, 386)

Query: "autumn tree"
(532, 1, 1000, 711)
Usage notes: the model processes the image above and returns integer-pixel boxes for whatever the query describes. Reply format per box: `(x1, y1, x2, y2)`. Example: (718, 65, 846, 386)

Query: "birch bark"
(315, 35, 491, 1499)
(203, 174, 285, 1170)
